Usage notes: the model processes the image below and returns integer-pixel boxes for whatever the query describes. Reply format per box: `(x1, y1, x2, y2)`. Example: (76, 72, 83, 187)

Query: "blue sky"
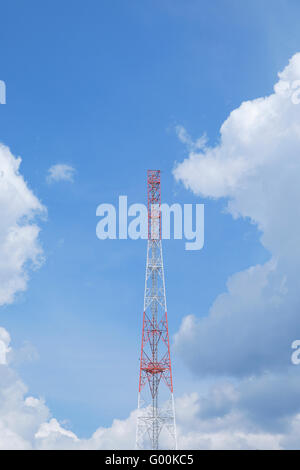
(1, 0, 300, 442)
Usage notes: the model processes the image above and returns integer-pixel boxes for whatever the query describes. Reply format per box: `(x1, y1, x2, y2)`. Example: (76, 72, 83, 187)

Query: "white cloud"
(173, 53, 300, 377)
(2, 324, 300, 449)
(46, 164, 75, 184)
(167, 52, 300, 448)
(0, 330, 291, 450)
(175, 125, 207, 152)
(0, 326, 138, 449)
(35, 419, 79, 445)
(0, 328, 11, 365)
(0, 144, 45, 305)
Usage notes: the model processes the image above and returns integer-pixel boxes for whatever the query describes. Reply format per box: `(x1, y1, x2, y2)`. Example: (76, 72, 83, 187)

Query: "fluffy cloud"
(173, 53, 300, 377)
(0, 328, 11, 365)
(0, 326, 142, 450)
(46, 164, 75, 183)
(0, 328, 283, 449)
(168, 53, 300, 448)
(0, 144, 45, 305)
(0, 144, 146, 450)
(2, 324, 300, 449)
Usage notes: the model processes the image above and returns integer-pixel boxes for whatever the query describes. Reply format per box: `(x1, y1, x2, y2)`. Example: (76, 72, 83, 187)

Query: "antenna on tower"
(135, 170, 177, 450)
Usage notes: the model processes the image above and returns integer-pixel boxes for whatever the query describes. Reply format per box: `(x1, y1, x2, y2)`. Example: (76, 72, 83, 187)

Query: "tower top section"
(147, 170, 161, 240)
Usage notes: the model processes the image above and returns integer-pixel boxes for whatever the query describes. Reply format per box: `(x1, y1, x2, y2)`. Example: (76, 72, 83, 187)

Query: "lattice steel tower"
(136, 170, 177, 450)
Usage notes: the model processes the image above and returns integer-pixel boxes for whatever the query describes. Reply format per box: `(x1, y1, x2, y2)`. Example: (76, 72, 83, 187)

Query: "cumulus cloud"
(0, 327, 282, 449)
(46, 164, 75, 184)
(0, 326, 141, 450)
(173, 53, 300, 378)
(168, 52, 300, 448)
(2, 324, 300, 449)
(0, 144, 45, 305)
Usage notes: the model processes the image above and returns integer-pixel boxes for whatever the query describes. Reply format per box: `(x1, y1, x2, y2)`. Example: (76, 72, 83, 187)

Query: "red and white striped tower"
(136, 170, 177, 450)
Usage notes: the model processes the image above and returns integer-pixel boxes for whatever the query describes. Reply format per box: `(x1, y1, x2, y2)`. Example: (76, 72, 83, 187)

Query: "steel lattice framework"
(136, 170, 177, 450)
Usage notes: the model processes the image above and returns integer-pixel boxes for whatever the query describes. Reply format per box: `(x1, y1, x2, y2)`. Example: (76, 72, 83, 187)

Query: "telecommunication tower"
(135, 170, 177, 450)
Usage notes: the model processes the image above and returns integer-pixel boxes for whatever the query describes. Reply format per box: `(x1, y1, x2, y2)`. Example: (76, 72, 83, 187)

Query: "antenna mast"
(136, 170, 177, 450)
